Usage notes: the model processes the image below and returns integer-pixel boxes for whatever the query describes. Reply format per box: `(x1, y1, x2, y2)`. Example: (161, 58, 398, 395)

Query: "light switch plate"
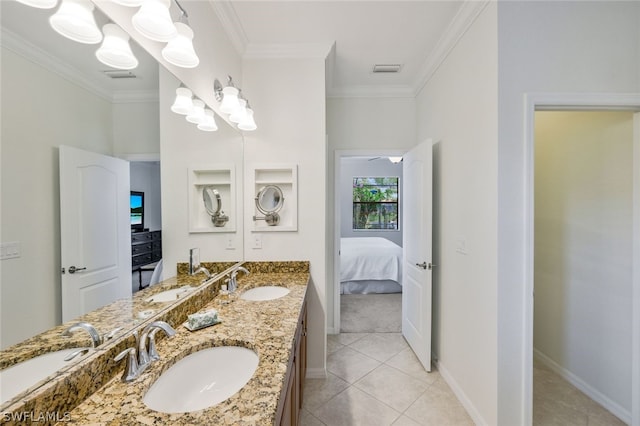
(253, 234, 262, 249)
(1, 242, 21, 260)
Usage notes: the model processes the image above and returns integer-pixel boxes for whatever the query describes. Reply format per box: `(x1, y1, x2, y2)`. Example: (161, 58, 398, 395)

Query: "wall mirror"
(0, 0, 243, 390)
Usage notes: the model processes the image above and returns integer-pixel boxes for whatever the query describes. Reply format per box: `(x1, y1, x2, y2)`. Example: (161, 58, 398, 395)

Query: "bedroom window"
(352, 177, 399, 230)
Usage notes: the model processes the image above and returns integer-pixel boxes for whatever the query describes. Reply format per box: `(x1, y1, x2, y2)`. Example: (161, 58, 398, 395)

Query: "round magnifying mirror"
(256, 185, 284, 214)
(203, 186, 222, 216)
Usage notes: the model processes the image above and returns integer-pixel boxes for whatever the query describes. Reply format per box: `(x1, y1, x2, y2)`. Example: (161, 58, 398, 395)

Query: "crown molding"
(243, 42, 334, 59)
(1, 27, 113, 102)
(210, 0, 249, 56)
(1, 28, 158, 104)
(413, 0, 491, 95)
(327, 84, 416, 99)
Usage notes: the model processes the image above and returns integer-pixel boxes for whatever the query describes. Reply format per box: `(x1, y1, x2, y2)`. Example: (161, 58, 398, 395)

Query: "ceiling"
(212, 0, 472, 97)
(1, 0, 482, 99)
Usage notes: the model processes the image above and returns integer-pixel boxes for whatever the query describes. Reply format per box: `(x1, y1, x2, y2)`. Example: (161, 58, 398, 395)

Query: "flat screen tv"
(130, 191, 144, 231)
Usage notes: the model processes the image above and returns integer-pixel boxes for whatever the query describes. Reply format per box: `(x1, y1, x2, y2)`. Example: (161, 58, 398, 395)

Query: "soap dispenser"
(218, 283, 230, 304)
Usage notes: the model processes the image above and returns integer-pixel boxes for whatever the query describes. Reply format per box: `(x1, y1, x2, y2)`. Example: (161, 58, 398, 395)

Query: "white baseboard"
(306, 368, 327, 379)
(435, 359, 487, 426)
(533, 348, 631, 424)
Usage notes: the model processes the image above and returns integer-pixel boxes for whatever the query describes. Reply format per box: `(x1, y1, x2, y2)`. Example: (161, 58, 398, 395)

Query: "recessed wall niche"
(249, 164, 298, 232)
(188, 165, 236, 233)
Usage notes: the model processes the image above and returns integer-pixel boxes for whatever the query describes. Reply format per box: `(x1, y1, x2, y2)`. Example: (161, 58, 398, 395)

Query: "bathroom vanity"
(0, 262, 309, 426)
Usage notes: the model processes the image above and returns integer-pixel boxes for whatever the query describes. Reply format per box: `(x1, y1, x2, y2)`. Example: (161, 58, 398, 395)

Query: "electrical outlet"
(226, 237, 235, 250)
(253, 234, 262, 249)
(1, 242, 21, 260)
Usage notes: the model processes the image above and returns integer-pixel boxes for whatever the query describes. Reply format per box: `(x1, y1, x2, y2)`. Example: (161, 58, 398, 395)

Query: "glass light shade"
(388, 156, 403, 164)
(186, 99, 205, 124)
(238, 107, 257, 131)
(110, 0, 144, 6)
(49, 0, 102, 44)
(171, 87, 193, 115)
(95, 24, 138, 70)
(15, 0, 57, 9)
(229, 98, 247, 124)
(132, 0, 177, 42)
(161, 22, 199, 68)
(197, 109, 218, 132)
(219, 86, 240, 114)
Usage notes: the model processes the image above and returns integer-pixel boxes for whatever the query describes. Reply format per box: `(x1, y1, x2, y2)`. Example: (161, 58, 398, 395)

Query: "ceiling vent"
(102, 70, 138, 79)
(372, 64, 402, 73)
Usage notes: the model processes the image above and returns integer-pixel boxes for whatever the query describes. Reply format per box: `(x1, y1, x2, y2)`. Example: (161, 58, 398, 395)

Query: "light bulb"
(49, 0, 102, 44)
(95, 24, 138, 70)
(186, 99, 205, 124)
(171, 87, 193, 115)
(220, 86, 239, 114)
(197, 109, 218, 132)
(162, 22, 199, 68)
(132, 0, 176, 42)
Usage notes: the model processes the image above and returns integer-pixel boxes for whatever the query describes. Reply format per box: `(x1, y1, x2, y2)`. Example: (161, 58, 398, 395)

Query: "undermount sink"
(145, 286, 195, 303)
(0, 347, 94, 405)
(240, 286, 290, 301)
(143, 346, 259, 413)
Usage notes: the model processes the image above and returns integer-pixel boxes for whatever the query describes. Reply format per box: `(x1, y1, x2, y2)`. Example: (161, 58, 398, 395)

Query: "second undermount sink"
(143, 346, 259, 413)
(0, 347, 94, 405)
(240, 286, 290, 301)
(145, 286, 195, 303)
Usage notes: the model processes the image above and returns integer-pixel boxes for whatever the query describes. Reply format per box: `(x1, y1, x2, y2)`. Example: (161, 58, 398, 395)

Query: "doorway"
(533, 110, 634, 425)
(333, 150, 405, 334)
(523, 94, 640, 426)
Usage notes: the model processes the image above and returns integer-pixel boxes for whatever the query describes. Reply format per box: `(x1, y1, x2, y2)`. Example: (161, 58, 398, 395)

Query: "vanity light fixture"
(388, 156, 403, 164)
(215, 77, 240, 114)
(95, 23, 139, 70)
(161, 1, 199, 68)
(238, 103, 257, 131)
(132, 0, 177, 42)
(110, 0, 144, 6)
(197, 109, 219, 132)
(15, 0, 58, 9)
(49, 0, 103, 44)
(186, 99, 206, 124)
(171, 85, 193, 115)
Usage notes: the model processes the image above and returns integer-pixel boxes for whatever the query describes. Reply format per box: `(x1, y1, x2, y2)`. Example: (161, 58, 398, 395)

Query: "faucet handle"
(114, 347, 140, 382)
(147, 328, 161, 361)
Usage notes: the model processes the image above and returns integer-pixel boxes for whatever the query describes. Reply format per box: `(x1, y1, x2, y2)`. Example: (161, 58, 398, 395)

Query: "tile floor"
(533, 358, 627, 426)
(301, 333, 473, 426)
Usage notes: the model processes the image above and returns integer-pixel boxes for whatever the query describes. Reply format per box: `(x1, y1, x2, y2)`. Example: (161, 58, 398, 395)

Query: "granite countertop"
(60, 270, 309, 425)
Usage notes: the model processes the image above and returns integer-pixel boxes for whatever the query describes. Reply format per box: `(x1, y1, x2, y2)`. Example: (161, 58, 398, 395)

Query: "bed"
(340, 237, 403, 294)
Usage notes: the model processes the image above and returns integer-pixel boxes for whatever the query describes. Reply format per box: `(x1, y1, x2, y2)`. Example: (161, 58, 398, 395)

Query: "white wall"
(242, 53, 328, 376)
(415, 3, 498, 424)
(130, 162, 162, 232)
(113, 100, 160, 156)
(340, 157, 403, 246)
(534, 111, 634, 416)
(326, 96, 415, 333)
(159, 69, 244, 278)
(0, 47, 113, 348)
(497, 2, 640, 424)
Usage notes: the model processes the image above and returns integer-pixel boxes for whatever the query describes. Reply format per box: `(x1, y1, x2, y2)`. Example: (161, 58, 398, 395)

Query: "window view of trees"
(352, 177, 399, 230)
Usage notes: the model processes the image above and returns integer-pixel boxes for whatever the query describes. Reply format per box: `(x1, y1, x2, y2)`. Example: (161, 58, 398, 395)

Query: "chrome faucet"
(61, 322, 102, 348)
(138, 321, 176, 367)
(114, 322, 176, 383)
(191, 265, 212, 279)
(228, 266, 249, 293)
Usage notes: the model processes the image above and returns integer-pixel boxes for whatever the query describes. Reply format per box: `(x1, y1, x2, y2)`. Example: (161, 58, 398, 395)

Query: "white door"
(59, 146, 132, 322)
(402, 140, 433, 371)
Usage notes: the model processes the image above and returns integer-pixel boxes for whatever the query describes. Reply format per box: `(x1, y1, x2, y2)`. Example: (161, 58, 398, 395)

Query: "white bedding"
(340, 237, 403, 286)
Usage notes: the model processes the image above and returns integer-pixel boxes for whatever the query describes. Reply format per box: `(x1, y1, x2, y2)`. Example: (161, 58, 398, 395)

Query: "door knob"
(68, 266, 87, 274)
(416, 262, 427, 270)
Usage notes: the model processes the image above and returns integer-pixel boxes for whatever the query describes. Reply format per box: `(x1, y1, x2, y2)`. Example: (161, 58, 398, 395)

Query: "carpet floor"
(340, 293, 402, 333)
